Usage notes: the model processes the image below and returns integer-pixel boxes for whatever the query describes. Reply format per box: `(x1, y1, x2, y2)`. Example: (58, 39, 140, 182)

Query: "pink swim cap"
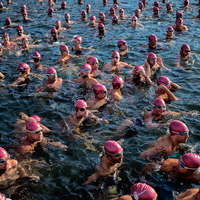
(74, 36, 82, 44)
(21, 4, 26, 8)
(0, 193, 5, 200)
(154, 0, 159, 5)
(181, 153, 200, 169)
(55, 20, 61, 25)
(132, 16, 138, 21)
(110, 7, 115, 11)
(33, 51, 41, 59)
(119, 8, 124, 13)
(99, 12, 105, 18)
(167, 26, 173, 31)
(0, 147, 9, 159)
(48, 7, 54, 13)
(139, 2, 144, 6)
(112, 51, 120, 58)
(153, 7, 159, 11)
(17, 25, 23, 30)
(118, 40, 126, 47)
(104, 140, 122, 155)
(5, 17, 11, 22)
(31, 115, 42, 123)
(2, 33, 9, 38)
(147, 52, 157, 59)
(81, 63, 92, 72)
(181, 44, 190, 51)
(60, 44, 68, 51)
(176, 18, 183, 24)
(61, 1, 66, 5)
(184, 0, 189, 4)
(169, 120, 188, 136)
(75, 99, 87, 108)
(65, 13, 70, 18)
(103, 0, 107, 2)
(22, 37, 28, 42)
(0, 2, 3, 6)
(87, 56, 97, 65)
(46, 67, 56, 75)
(149, 34, 157, 41)
(113, 4, 118, 9)
(26, 121, 41, 132)
(154, 98, 165, 106)
(51, 28, 57, 33)
(90, 15, 96, 20)
(135, 8, 141, 14)
(166, 3, 171, 8)
(176, 11, 183, 18)
(134, 65, 144, 71)
(94, 84, 107, 93)
(157, 76, 170, 86)
(112, 15, 118, 20)
(131, 183, 157, 200)
(18, 63, 29, 71)
(98, 23, 104, 29)
(81, 10, 86, 15)
(112, 76, 124, 89)
(86, 3, 91, 8)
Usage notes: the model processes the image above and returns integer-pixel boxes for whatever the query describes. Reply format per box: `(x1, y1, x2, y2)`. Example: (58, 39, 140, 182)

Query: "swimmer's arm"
(158, 85, 178, 101)
(144, 60, 151, 77)
(47, 141, 67, 150)
(157, 57, 170, 71)
(88, 112, 109, 123)
(16, 145, 32, 156)
(144, 116, 159, 129)
(140, 71, 154, 85)
(40, 124, 51, 134)
(170, 81, 182, 89)
(116, 119, 133, 133)
(175, 55, 182, 68)
(9, 77, 26, 87)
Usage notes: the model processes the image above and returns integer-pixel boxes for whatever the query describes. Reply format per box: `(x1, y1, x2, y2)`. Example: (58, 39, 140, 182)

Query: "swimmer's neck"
(152, 110, 163, 119)
(111, 62, 120, 66)
(148, 43, 157, 49)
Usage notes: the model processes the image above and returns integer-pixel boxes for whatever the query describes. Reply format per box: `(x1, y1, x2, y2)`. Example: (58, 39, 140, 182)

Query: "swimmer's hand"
(102, 119, 109, 123)
(158, 84, 167, 91)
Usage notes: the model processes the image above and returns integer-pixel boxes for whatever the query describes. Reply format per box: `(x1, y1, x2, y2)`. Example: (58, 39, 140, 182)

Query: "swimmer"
(125, 65, 154, 86)
(48, 0, 55, 6)
(0, 2, 6, 9)
(141, 34, 162, 50)
(87, 15, 98, 26)
(98, 23, 105, 36)
(58, 44, 75, 66)
(103, 0, 107, 6)
(58, 100, 108, 135)
(75, 64, 99, 88)
(194, 9, 200, 18)
(82, 140, 123, 186)
(2, 33, 18, 50)
(86, 4, 91, 13)
(0, 18, 18, 29)
(176, 11, 183, 19)
(180, 0, 192, 9)
(113, 0, 119, 4)
(165, 3, 175, 13)
(161, 153, 200, 183)
(14, 121, 67, 160)
(22, 11, 32, 22)
(173, 18, 188, 32)
(140, 120, 189, 161)
(153, 1, 163, 8)
(47, 7, 54, 17)
(62, 13, 75, 26)
(113, 4, 118, 10)
(55, 20, 66, 33)
(80, 10, 87, 21)
(29, 51, 43, 71)
(102, 51, 134, 74)
(143, 98, 181, 129)
(13, 112, 51, 139)
(87, 56, 102, 77)
(97, 12, 106, 23)
(175, 44, 195, 68)
(17, 4, 28, 14)
(177, 188, 200, 200)
(111, 183, 158, 200)
(108, 77, 123, 101)
(155, 76, 182, 102)
(45, 28, 62, 44)
(58, 1, 67, 10)
(70, 36, 87, 53)
(112, 15, 118, 24)
(135, 9, 141, 18)
(152, 7, 159, 17)
(119, 9, 128, 20)
(109, 7, 116, 16)
(12, 25, 31, 43)
(165, 26, 175, 39)
(139, 2, 144, 10)
(6, 0, 16, 5)
(18, 37, 42, 52)
(143, 52, 169, 77)
(128, 16, 144, 28)
(118, 40, 128, 56)
(9, 63, 31, 87)
(87, 84, 108, 109)
(36, 67, 63, 94)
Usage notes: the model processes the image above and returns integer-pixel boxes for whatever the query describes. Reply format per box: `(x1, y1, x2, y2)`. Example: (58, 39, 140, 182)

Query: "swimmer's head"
(17, 25, 23, 31)
(22, 37, 28, 43)
(21, 4, 26, 9)
(131, 183, 157, 200)
(119, 8, 124, 15)
(113, 4, 118, 9)
(153, 98, 166, 115)
(153, 7, 159, 14)
(184, 0, 189, 6)
(166, 3, 171, 9)
(111, 51, 120, 64)
(181, 44, 190, 52)
(18, 63, 30, 72)
(154, 98, 165, 106)
(46, 67, 56, 75)
(132, 15, 138, 21)
(61, 1, 66, 8)
(5, 17, 11, 25)
(104, 140, 123, 162)
(0, 147, 10, 170)
(157, 76, 170, 87)
(0, 2, 3, 7)
(98, 23, 105, 30)
(176, 11, 183, 19)
(87, 56, 99, 67)
(65, 13, 70, 19)
(26, 121, 43, 141)
(103, 0, 107, 4)
(60, 44, 69, 53)
(0, 193, 7, 200)
(90, 15, 96, 21)
(167, 26, 174, 32)
(112, 76, 124, 89)
(135, 8, 141, 15)
(134, 65, 144, 72)
(48, 7, 54, 14)
(110, 7, 115, 12)
(147, 52, 157, 60)
(75, 100, 87, 114)
(2, 33, 9, 41)
(80, 64, 92, 75)
(30, 115, 42, 123)
(99, 12, 105, 19)
(176, 18, 183, 25)
(139, 2, 144, 8)
(0, 147, 9, 160)
(112, 15, 118, 23)
(81, 10, 87, 17)
(118, 40, 126, 47)
(154, 0, 159, 6)
(55, 20, 61, 29)
(93, 84, 107, 97)
(86, 3, 91, 9)
(180, 153, 200, 171)
(148, 34, 157, 42)
(74, 36, 82, 44)
(51, 28, 57, 35)
(33, 51, 41, 59)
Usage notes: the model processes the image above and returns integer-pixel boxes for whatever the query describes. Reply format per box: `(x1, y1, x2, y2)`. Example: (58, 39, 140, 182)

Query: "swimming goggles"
(104, 147, 123, 158)
(155, 105, 166, 109)
(178, 158, 199, 170)
(0, 155, 10, 164)
(47, 73, 57, 76)
(169, 127, 189, 136)
(26, 128, 43, 134)
(158, 78, 169, 86)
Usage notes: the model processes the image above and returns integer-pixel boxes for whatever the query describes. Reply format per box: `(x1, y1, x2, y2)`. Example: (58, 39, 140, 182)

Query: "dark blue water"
(1, 0, 200, 199)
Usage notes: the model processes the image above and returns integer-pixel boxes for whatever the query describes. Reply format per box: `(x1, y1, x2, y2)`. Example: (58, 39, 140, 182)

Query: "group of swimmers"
(0, 0, 200, 199)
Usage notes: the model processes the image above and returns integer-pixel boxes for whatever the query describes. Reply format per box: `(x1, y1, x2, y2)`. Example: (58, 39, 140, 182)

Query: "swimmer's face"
(119, 42, 128, 51)
(111, 55, 120, 65)
(51, 32, 57, 38)
(149, 38, 157, 46)
(80, 68, 90, 78)
(182, 48, 191, 57)
(28, 127, 43, 142)
(119, 10, 124, 17)
(5, 21, 11, 25)
(175, 157, 191, 174)
(154, 10, 159, 15)
(17, 28, 23, 36)
(22, 39, 29, 48)
(61, 4, 66, 8)
(3, 35, 9, 42)
(110, 10, 115, 15)
(76, 107, 88, 117)
(100, 15, 105, 20)
(47, 72, 57, 82)
(0, 155, 9, 170)
(95, 90, 107, 99)
(81, 12, 86, 18)
(91, 60, 99, 70)
(154, 103, 166, 116)
(55, 23, 61, 29)
(7, 0, 11, 3)
(147, 57, 157, 66)
(110, 149, 123, 164)
(73, 39, 80, 47)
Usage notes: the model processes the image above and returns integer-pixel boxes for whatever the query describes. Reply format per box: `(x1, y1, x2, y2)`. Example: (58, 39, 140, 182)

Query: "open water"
(1, 0, 200, 199)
